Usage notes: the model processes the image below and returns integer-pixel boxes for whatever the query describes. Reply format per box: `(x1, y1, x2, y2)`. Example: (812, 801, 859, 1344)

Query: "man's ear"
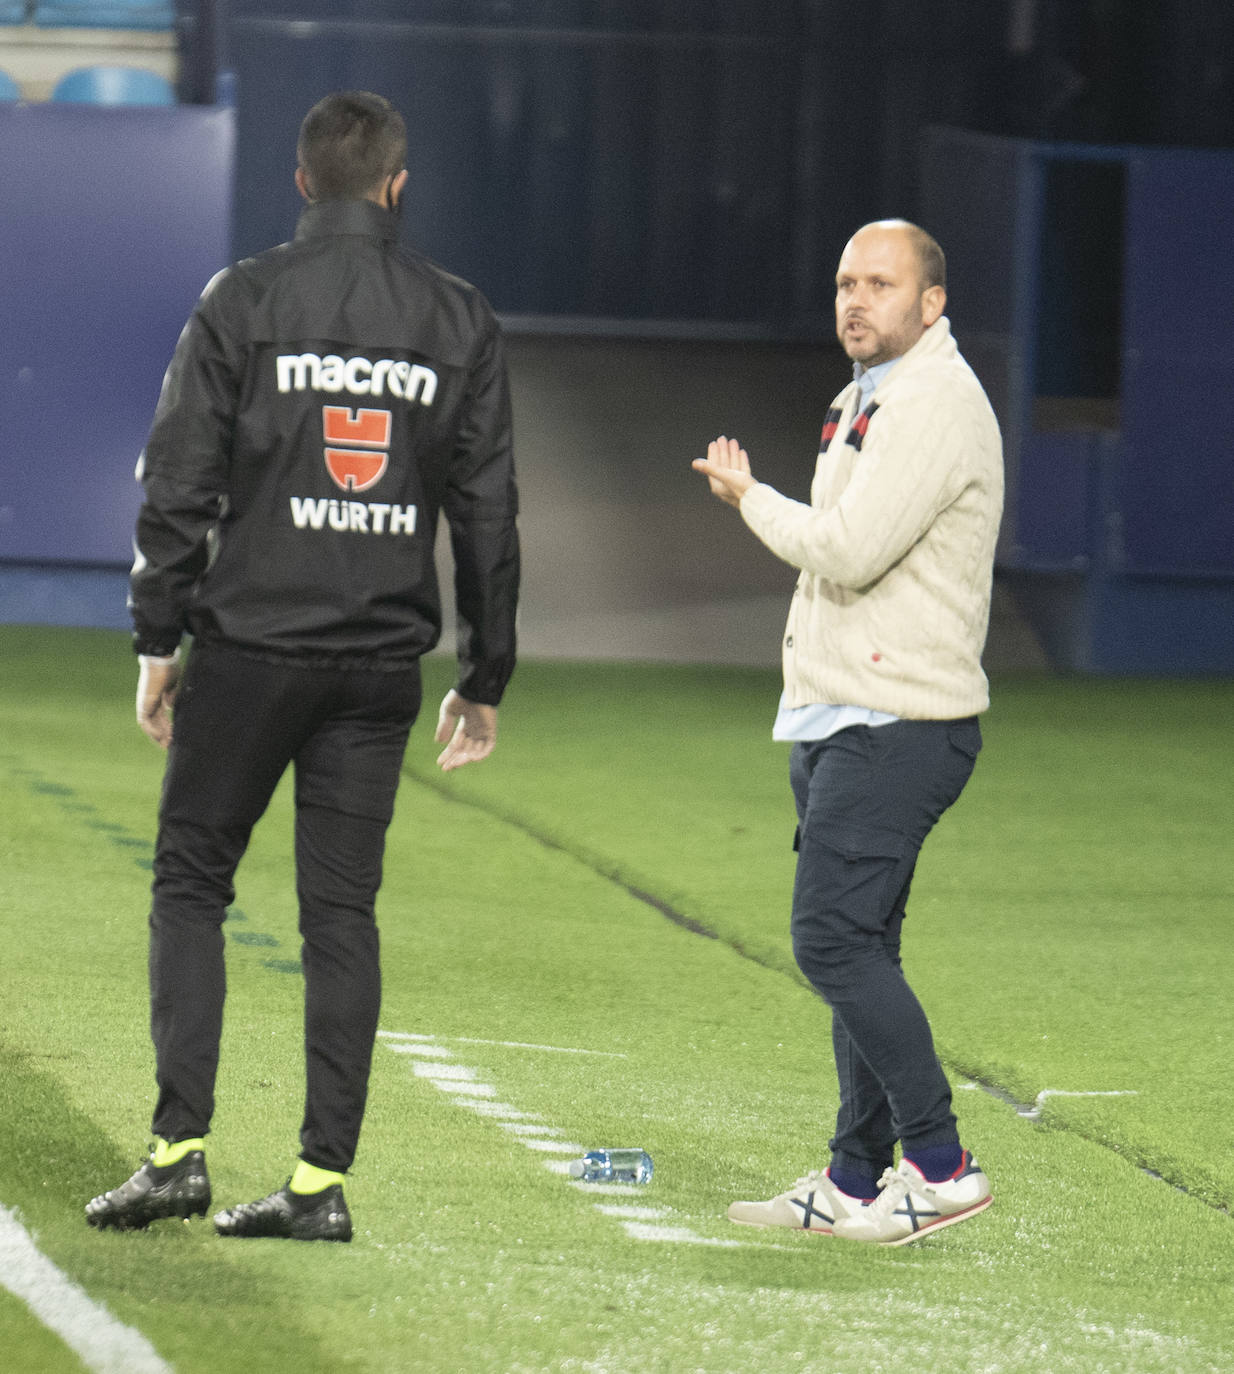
(389, 168, 409, 210)
(295, 167, 314, 202)
(921, 284, 946, 328)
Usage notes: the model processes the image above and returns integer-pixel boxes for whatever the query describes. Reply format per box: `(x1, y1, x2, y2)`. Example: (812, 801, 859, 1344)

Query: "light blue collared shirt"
(853, 356, 898, 413)
(772, 358, 902, 743)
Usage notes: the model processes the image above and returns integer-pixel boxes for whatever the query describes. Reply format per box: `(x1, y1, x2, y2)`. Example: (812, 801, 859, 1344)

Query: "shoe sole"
(213, 1213, 352, 1242)
(215, 1224, 351, 1242)
(86, 1197, 210, 1230)
(857, 1193, 993, 1247)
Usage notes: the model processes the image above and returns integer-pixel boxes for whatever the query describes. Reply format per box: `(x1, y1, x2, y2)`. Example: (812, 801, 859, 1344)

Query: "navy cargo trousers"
(788, 717, 981, 1180)
(147, 641, 421, 1173)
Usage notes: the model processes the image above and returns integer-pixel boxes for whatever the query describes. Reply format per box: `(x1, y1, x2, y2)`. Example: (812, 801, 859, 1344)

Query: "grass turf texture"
(0, 624, 1230, 1373)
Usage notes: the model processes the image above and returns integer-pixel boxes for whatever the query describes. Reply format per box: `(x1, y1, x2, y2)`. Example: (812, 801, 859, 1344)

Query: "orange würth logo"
(323, 406, 392, 492)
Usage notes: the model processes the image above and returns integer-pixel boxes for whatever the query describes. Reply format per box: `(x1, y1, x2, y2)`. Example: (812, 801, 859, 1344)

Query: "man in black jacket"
(86, 91, 519, 1242)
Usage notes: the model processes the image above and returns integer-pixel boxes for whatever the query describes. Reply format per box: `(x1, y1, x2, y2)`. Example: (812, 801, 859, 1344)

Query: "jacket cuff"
(738, 481, 781, 536)
(132, 631, 183, 658)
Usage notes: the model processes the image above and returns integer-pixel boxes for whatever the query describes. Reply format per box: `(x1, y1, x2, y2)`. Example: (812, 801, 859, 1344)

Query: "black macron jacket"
(130, 198, 519, 705)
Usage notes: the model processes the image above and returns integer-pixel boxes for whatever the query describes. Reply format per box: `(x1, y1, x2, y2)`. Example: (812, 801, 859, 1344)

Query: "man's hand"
(136, 653, 181, 749)
(692, 435, 756, 508)
(435, 689, 498, 771)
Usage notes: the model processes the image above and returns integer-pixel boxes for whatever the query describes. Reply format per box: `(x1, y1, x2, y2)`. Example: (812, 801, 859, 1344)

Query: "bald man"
(695, 220, 1003, 1245)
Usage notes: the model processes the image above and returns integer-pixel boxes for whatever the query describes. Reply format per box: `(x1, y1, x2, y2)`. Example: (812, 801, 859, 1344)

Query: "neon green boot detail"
(289, 1160, 345, 1195)
(152, 1137, 205, 1168)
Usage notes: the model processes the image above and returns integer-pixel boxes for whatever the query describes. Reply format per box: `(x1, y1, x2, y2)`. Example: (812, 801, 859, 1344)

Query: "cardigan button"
(871, 652, 882, 662)
(785, 636, 794, 648)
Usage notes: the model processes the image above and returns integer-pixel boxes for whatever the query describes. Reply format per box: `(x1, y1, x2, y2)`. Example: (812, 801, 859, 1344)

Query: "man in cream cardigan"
(694, 219, 1003, 1245)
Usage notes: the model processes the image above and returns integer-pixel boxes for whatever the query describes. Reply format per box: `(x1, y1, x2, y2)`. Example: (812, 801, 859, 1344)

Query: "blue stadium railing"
(32, 2, 173, 28)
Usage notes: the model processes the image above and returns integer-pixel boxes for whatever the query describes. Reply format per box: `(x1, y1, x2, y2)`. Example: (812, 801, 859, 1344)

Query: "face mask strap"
(385, 172, 405, 219)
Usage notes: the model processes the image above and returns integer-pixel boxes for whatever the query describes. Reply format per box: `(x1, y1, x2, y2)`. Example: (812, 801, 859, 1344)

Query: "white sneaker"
(832, 1153, 992, 1246)
(727, 1170, 869, 1234)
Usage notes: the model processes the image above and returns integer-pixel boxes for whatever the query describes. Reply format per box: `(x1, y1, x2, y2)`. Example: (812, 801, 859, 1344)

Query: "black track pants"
(147, 642, 421, 1172)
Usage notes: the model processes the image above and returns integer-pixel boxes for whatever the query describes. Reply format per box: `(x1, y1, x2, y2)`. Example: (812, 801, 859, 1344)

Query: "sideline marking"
(385, 1042, 454, 1059)
(956, 1081, 1140, 1123)
(378, 1029, 627, 1058)
(459, 1101, 543, 1120)
(595, 1203, 670, 1221)
(0, 1205, 172, 1374)
(451, 1036, 628, 1058)
(1018, 1089, 1140, 1122)
(411, 1062, 477, 1081)
(382, 1030, 772, 1249)
(426, 1079, 498, 1097)
(955, 1081, 1213, 1200)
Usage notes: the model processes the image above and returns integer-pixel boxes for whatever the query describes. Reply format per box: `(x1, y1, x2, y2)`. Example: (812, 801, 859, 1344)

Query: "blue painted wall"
(0, 104, 234, 566)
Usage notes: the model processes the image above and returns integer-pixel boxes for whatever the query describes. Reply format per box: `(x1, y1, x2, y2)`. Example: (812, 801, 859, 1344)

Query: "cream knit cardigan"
(739, 317, 1004, 721)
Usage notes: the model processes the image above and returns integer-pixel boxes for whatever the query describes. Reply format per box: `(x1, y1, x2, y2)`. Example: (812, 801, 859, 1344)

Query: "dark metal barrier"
(226, 15, 798, 327)
(923, 127, 1234, 673)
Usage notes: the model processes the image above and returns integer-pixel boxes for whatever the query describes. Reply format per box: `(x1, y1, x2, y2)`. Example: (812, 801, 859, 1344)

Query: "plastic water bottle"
(568, 1149, 653, 1184)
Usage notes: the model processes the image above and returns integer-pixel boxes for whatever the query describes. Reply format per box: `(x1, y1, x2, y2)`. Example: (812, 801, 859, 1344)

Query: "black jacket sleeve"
(444, 316, 520, 705)
(128, 277, 239, 656)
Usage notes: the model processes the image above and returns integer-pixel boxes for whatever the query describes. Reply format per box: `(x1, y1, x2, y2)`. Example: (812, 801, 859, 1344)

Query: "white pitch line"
(378, 1029, 626, 1058)
(426, 1080, 498, 1098)
(386, 1042, 454, 1059)
(1018, 1089, 1139, 1121)
(382, 1033, 781, 1252)
(412, 1062, 476, 1081)
(562, 1176, 651, 1194)
(449, 1036, 628, 1058)
(594, 1204, 669, 1221)
(0, 1205, 172, 1374)
(458, 1101, 543, 1121)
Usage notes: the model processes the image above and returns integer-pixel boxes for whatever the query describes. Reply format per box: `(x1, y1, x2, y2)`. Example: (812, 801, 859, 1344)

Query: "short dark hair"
(905, 223, 946, 292)
(297, 91, 406, 200)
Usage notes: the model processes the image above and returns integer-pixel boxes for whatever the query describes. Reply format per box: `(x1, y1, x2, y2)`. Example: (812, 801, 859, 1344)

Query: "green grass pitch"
(0, 624, 1231, 1372)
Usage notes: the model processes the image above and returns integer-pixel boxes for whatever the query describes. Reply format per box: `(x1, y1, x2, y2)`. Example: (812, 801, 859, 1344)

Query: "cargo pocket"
(946, 717, 982, 762)
(794, 820, 909, 936)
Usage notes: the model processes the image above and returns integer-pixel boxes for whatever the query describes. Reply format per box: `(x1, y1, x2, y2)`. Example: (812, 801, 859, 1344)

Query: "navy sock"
(904, 1143, 964, 1182)
(827, 1166, 878, 1200)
